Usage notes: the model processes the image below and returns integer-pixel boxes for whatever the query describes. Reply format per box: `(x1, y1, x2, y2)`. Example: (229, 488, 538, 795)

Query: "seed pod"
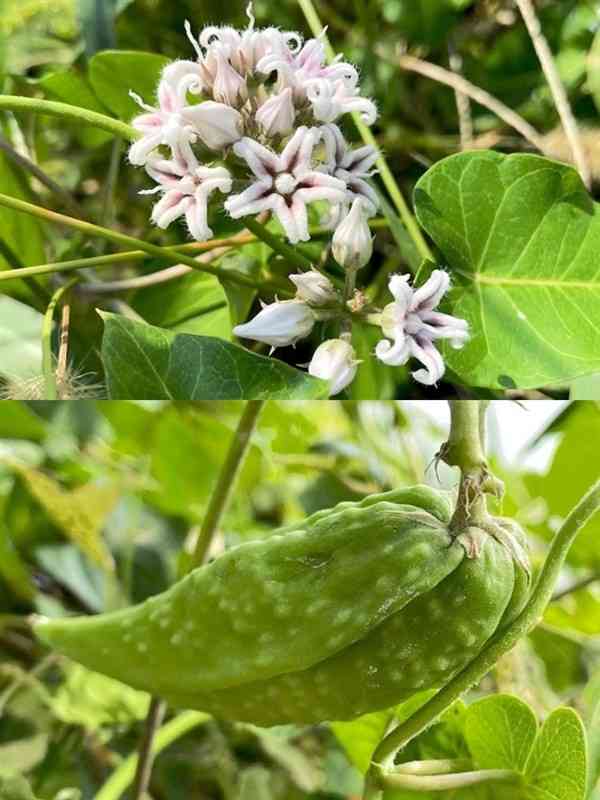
(34, 487, 530, 726)
(34, 486, 463, 695)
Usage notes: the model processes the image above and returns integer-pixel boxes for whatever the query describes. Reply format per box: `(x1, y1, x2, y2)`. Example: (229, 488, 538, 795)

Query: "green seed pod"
(34, 486, 462, 695)
(34, 486, 530, 726)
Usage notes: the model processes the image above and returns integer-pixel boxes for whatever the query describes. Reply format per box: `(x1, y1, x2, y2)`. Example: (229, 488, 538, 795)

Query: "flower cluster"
(233, 268, 469, 395)
(129, 5, 378, 244)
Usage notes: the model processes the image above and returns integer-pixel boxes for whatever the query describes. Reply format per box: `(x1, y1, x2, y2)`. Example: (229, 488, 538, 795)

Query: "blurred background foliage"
(0, 399, 599, 798)
(2, 0, 600, 397)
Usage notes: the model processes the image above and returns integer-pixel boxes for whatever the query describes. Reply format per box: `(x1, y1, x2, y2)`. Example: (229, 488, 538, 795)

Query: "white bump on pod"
(123, 633, 132, 643)
(137, 642, 148, 653)
(170, 632, 183, 646)
(259, 631, 274, 645)
(435, 655, 451, 672)
(404, 566, 422, 584)
(159, 618, 171, 629)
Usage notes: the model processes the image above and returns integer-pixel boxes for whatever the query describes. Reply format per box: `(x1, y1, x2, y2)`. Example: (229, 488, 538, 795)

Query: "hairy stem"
(515, 0, 591, 188)
(365, 476, 600, 785)
(190, 400, 265, 568)
(0, 95, 137, 141)
(296, 0, 433, 263)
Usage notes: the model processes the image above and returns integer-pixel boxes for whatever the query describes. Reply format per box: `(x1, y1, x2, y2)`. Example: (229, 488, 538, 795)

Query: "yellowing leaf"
(17, 468, 118, 572)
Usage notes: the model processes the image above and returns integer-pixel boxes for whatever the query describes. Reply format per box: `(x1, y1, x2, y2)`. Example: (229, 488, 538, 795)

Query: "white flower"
(211, 48, 248, 107)
(308, 338, 358, 396)
(305, 77, 377, 125)
(332, 198, 373, 271)
(289, 270, 337, 306)
(128, 61, 203, 165)
(142, 144, 232, 241)
(233, 300, 315, 348)
(375, 270, 470, 386)
(225, 126, 347, 243)
(320, 123, 379, 218)
(256, 88, 296, 137)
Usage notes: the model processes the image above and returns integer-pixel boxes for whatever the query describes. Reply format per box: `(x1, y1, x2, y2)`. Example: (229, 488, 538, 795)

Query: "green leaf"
(88, 50, 170, 121)
(100, 312, 328, 399)
(39, 69, 112, 148)
(0, 297, 44, 380)
(583, 668, 600, 795)
(587, 28, 600, 115)
(465, 694, 538, 773)
(524, 707, 587, 800)
(332, 709, 394, 774)
(131, 272, 231, 339)
(414, 151, 600, 389)
(0, 402, 46, 440)
(0, 771, 41, 800)
(570, 374, 600, 399)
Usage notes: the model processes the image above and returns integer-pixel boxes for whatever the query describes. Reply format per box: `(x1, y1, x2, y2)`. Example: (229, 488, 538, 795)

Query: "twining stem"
(378, 766, 519, 791)
(515, 0, 591, 189)
(190, 400, 265, 569)
(0, 193, 288, 294)
(131, 698, 166, 800)
(393, 759, 471, 775)
(131, 401, 265, 800)
(364, 476, 600, 794)
(41, 278, 78, 400)
(0, 133, 83, 217)
(296, 0, 433, 263)
(94, 712, 210, 800)
(0, 95, 137, 141)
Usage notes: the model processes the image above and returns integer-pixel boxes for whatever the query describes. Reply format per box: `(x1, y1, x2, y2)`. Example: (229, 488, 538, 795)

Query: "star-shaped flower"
(142, 144, 232, 241)
(224, 126, 347, 243)
(375, 270, 469, 386)
(320, 123, 379, 217)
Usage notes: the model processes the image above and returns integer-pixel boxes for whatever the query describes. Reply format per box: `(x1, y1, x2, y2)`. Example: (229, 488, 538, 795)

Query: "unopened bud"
(289, 270, 337, 306)
(233, 300, 315, 348)
(256, 88, 295, 136)
(332, 198, 373, 271)
(182, 101, 243, 149)
(308, 338, 358, 396)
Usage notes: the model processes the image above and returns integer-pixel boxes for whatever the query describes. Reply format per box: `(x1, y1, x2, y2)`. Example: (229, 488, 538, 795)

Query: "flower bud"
(308, 338, 358, 396)
(289, 270, 337, 307)
(212, 51, 248, 107)
(182, 102, 243, 150)
(256, 88, 295, 136)
(332, 198, 373, 271)
(233, 300, 315, 348)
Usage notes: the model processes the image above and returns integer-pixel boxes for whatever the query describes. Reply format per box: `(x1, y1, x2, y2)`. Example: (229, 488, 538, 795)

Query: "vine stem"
(130, 401, 265, 800)
(0, 95, 137, 141)
(190, 400, 265, 568)
(378, 765, 519, 791)
(515, 0, 591, 189)
(363, 475, 600, 798)
(0, 193, 289, 294)
(295, 0, 433, 263)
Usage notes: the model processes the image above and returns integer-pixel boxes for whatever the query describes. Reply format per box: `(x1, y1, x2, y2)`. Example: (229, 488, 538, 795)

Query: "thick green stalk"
(190, 400, 265, 569)
(0, 95, 137, 141)
(243, 216, 313, 271)
(0, 193, 289, 294)
(94, 712, 209, 800)
(295, 0, 433, 262)
(366, 476, 600, 785)
(377, 766, 520, 791)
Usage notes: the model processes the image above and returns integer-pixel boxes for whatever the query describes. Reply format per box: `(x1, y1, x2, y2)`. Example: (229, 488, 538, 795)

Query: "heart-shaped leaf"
(414, 151, 600, 389)
(100, 312, 328, 399)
